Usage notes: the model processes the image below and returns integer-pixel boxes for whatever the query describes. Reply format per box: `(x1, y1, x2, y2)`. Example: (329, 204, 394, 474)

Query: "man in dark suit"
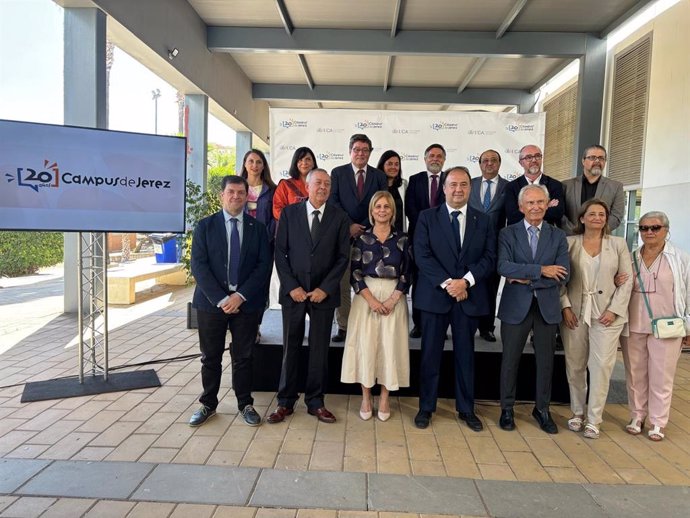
(468, 149, 508, 343)
(497, 184, 570, 434)
(413, 167, 496, 431)
(561, 144, 625, 235)
(404, 143, 447, 338)
(504, 144, 565, 227)
(329, 134, 388, 343)
(269, 169, 351, 424)
(189, 175, 272, 427)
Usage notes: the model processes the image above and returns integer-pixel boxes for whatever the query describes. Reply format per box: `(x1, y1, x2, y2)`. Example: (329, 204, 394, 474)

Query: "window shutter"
(608, 35, 651, 186)
(543, 82, 577, 182)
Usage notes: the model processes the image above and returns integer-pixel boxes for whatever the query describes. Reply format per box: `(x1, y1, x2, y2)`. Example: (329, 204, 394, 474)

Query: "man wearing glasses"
(561, 145, 625, 235)
(505, 144, 565, 227)
(329, 133, 388, 342)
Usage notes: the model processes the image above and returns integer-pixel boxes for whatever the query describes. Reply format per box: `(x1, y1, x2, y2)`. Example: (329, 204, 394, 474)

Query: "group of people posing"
(188, 133, 690, 444)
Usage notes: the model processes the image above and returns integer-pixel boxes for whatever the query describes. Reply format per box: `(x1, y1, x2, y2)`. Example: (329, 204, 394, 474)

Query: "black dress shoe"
(189, 405, 216, 427)
(414, 410, 431, 429)
(458, 412, 484, 432)
(479, 331, 497, 342)
(532, 407, 558, 434)
(332, 329, 347, 342)
(409, 326, 422, 339)
(240, 405, 262, 426)
(267, 406, 293, 424)
(499, 408, 515, 431)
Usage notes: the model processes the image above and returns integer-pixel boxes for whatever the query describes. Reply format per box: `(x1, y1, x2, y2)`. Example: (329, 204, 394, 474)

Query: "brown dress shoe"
(267, 406, 294, 424)
(308, 406, 336, 423)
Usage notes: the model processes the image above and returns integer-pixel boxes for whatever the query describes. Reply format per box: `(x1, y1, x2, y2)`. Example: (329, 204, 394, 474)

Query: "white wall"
(608, 0, 690, 250)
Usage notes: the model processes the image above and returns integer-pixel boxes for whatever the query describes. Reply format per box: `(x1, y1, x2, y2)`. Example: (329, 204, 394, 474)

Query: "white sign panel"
(0, 120, 187, 232)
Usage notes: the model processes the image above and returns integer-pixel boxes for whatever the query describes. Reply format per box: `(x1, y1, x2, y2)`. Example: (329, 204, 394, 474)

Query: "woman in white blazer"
(560, 199, 633, 439)
(377, 150, 407, 233)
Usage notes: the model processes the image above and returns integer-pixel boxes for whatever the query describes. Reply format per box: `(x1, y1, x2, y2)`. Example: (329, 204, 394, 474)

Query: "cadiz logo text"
(430, 122, 459, 131)
(5, 159, 172, 192)
(354, 120, 383, 130)
(279, 119, 308, 128)
(317, 152, 345, 161)
(505, 124, 535, 133)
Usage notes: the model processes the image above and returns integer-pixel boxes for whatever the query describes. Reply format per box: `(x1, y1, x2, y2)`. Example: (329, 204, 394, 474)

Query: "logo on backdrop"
(354, 120, 383, 130)
(392, 128, 421, 135)
(505, 123, 535, 133)
(430, 122, 459, 131)
(317, 127, 344, 134)
(400, 153, 420, 162)
(317, 152, 346, 161)
(5, 159, 173, 192)
(279, 144, 298, 151)
(279, 118, 308, 129)
(466, 154, 481, 163)
(467, 129, 497, 136)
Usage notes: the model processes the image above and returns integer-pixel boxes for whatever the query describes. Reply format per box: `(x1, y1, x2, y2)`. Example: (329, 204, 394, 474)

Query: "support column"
(184, 94, 208, 190)
(573, 34, 607, 175)
(518, 92, 538, 114)
(63, 7, 107, 313)
(235, 131, 253, 173)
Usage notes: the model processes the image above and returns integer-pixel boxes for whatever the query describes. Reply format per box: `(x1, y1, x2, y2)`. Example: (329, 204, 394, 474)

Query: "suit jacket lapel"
(312, 203, 332, 248)
(516, 222, 533, 262)
(345, 166, 358, 199)
(534, 223, 551, 261)
(438, 206, 460, 259)
(214, 212, 228, 257)
(459, 209, 477, 259)
(239, 217, 254, 267)
(469, 178, 481, 209)
(490, 178, 506, 210)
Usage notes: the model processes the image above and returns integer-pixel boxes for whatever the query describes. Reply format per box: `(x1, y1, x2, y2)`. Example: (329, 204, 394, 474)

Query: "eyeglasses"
(351, 147, 371, 154)
(638, 225, 665, 233)
(584, 156, 607, 162)
(519, 154, 542, 162)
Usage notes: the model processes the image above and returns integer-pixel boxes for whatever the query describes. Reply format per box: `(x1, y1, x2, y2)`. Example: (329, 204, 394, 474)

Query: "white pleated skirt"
(340, 277, 410, 390)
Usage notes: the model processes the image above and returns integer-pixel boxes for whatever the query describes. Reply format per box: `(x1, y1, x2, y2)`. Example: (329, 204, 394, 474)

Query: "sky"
(0, 0, 235, 146)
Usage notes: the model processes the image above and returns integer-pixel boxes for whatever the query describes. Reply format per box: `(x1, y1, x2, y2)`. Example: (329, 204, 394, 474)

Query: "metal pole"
(77, 232, 84, 383)
(152, 88, 161, 134)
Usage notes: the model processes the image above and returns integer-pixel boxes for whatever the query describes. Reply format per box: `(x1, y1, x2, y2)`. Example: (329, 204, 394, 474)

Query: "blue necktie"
(228, 218, 240, 287)
(528, 225, 538, 259)
(483, 180, 492, 211)
(451, 210, 461, 249)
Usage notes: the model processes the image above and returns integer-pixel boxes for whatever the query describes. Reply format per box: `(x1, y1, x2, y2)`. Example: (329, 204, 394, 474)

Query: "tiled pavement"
(1, 268, 690, 517)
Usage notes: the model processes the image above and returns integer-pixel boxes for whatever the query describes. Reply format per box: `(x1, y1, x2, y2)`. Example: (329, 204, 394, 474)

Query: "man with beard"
(561, 145, 625, 236)
(504, 144, 565, 227)
(405, 144, 447, 338)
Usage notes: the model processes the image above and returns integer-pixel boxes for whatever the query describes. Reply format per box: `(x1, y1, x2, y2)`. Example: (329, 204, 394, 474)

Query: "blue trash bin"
(149, 233, 179, 263)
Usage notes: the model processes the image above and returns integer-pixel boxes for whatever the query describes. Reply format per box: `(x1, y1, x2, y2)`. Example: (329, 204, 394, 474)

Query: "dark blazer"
(405, 171, 446, 240)
(329, 164, 387, 227)
(468, 175, 509, 233)
(561, 175, 625, 235)
(275, 201, 351, 309)
(504, 174, 565, 227)
(413, 205, 496, 316)
(191, 211, 271, 313)
(245, 183, 276, 240)
(497, 221, 570, 325)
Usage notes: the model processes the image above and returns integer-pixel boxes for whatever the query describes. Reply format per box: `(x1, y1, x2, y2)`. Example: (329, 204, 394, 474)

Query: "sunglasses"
(638, 225, 665, 233)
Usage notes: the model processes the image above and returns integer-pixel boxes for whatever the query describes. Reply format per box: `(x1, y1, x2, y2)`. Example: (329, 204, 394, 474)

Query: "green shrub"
(180, 180, 222, 280)
(0, 231, 64, 277)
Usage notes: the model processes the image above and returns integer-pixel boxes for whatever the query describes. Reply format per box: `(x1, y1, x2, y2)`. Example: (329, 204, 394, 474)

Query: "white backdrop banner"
(270, 109, 545, 182)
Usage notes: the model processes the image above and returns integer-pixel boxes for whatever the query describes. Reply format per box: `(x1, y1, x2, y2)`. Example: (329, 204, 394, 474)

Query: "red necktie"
(357, 170, 365, 200)
(430, 174, 439, 207)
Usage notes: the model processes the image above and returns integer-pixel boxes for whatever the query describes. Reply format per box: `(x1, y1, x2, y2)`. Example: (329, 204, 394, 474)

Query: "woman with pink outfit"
(621, 211, 690, 441)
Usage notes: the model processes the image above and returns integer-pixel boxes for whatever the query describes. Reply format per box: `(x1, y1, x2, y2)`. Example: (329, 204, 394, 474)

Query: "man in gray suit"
(561, 145, 625, 235)
(497, 184, 569, 434)
(469, 149, 508, 343)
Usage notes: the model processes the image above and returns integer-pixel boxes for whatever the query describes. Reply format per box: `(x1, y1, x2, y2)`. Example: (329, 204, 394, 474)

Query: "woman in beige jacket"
(560, 199, 633, 439)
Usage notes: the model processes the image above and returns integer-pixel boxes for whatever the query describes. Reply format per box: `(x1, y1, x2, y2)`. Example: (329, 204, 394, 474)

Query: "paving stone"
(251, 469, 366, 510)
(584, 484, 690, 518)
(368, 473, 485, 516)
(17, 460, 153, 499)
(476, 480, 602, 518)
(132, 463, 259, 505)
(0, 459, 50, 493)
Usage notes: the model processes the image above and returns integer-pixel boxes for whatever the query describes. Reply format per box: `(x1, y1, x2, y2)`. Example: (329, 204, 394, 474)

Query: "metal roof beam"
(296, 54, 314, 90)
(253, 84, 536, 106)
(391, 0, 406, 37)
(529, 59, 576, 93)
(383, 56, 394, 91)
(275, 0, 294, 35)
(496, 0, 529, 39)
(457, 57, 486, 94)
(600, 0, 656, 38)
(208, 28, 589, 58)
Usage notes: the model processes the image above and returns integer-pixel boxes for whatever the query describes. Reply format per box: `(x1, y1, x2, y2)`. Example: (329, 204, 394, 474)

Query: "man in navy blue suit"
(329, 134, 387, 342)
(468, 149, 509, 343)
(497, 184, 569, 434)
(504, 144, 565, 227)
(413, 167, 496, 431)
(404, 144, 447, 338)
(189, 175, 272, 427)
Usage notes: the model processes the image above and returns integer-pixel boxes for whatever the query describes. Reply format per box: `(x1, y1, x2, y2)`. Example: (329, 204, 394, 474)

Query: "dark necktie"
(356, 170, 365, 200)
(228, 217, 240, 286)
(430, 174, 439, 207)
(310, 209, 321, 242)
(451, 210, 461, 249)
(483, 179, 492, 211)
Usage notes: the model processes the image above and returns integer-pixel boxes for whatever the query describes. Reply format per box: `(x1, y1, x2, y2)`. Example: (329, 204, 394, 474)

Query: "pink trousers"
(621, 332, 683, 428)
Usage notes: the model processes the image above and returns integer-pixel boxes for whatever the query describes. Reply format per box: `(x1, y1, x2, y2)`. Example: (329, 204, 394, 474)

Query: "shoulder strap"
(633, 251, 654, 319)
(281, 178, 306, 198)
